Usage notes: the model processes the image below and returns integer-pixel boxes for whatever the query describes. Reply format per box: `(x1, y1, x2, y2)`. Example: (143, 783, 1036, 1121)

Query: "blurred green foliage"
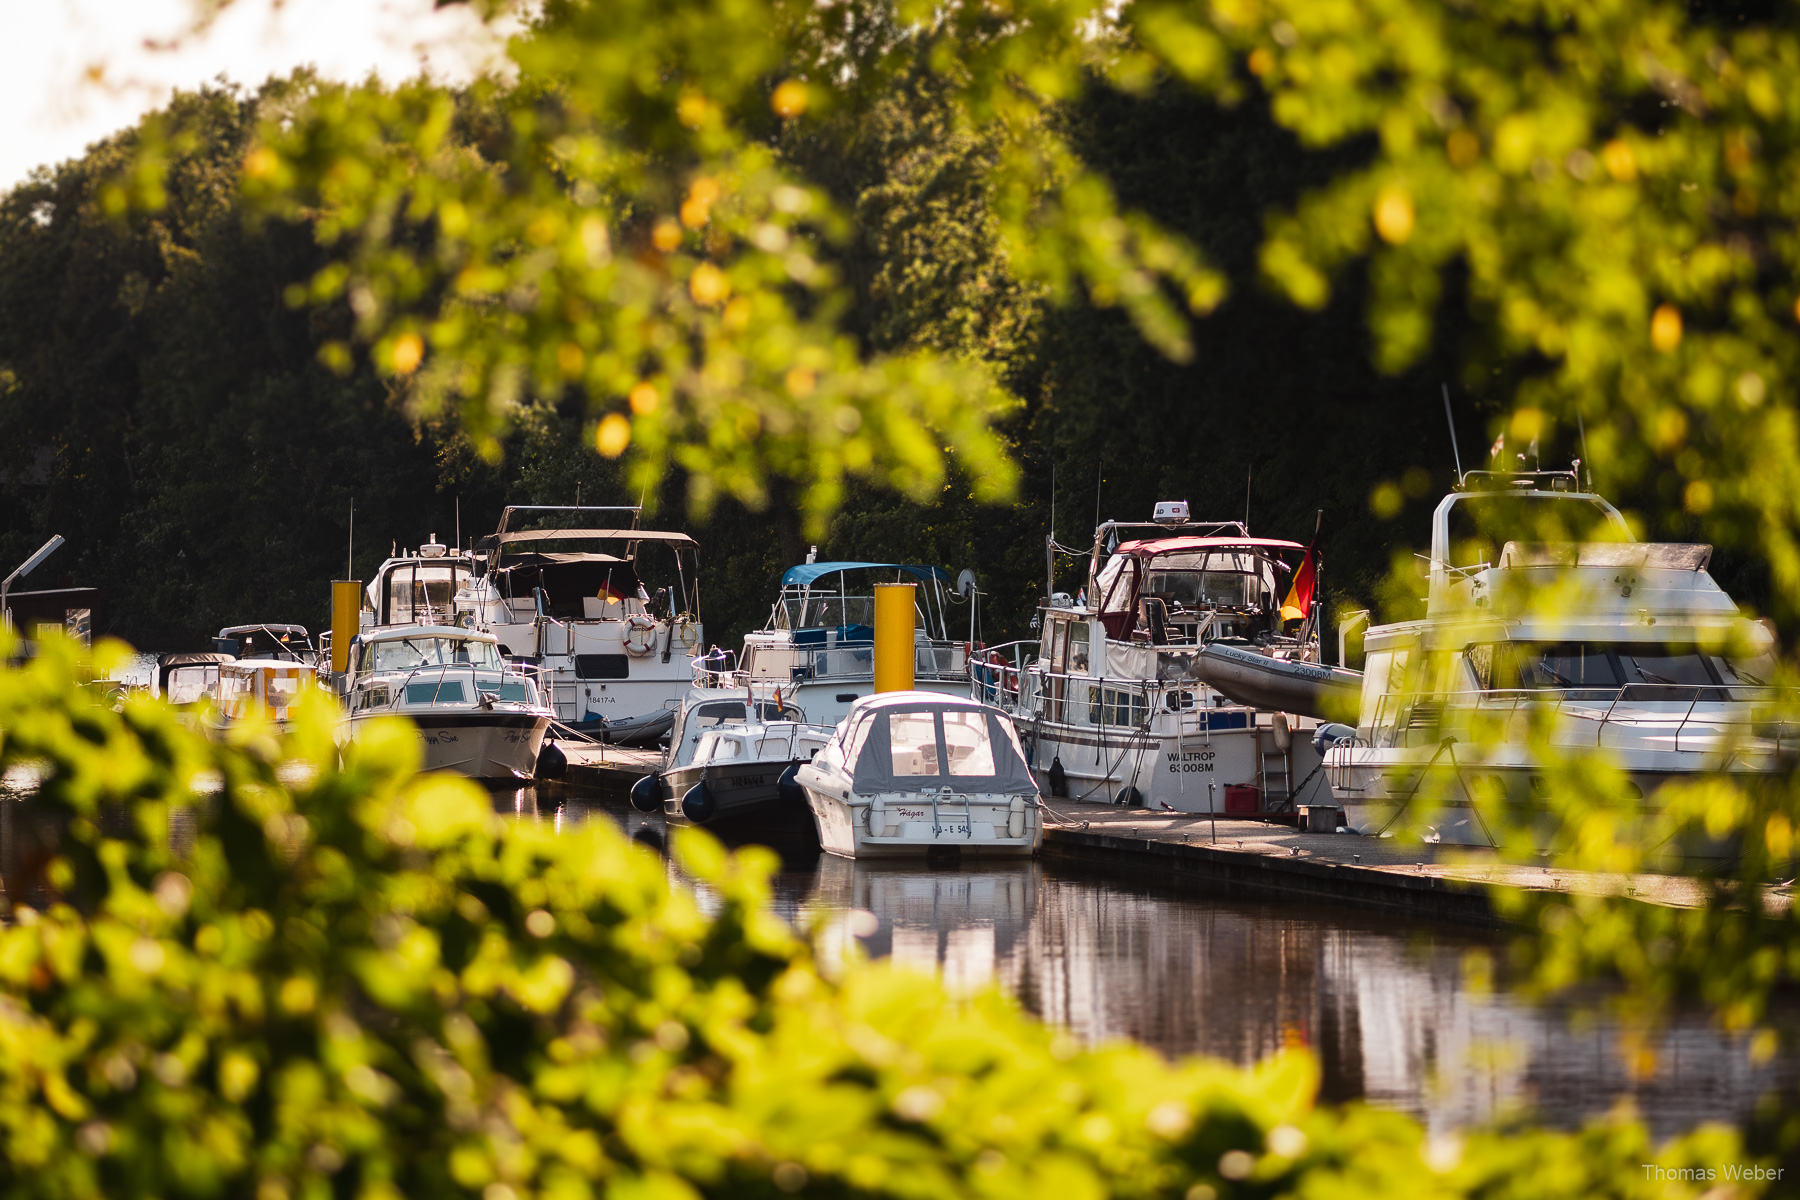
(0, 631, 1764, 1197)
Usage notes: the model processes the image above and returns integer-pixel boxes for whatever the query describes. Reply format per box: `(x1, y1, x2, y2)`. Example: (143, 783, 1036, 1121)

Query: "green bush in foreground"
(0, 635, 1760, 1198)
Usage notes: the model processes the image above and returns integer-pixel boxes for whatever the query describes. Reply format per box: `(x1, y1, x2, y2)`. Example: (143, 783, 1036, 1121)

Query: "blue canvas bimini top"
(779, 562, 951, 587)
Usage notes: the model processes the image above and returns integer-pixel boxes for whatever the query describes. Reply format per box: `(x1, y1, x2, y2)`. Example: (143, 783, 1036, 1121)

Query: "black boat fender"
(777, 763, 807, 806)
(629, 773, 662, 813)
(682, 780, 717, 823)
(1047, 756, 1069, 799)
(535, 740, 567, 781)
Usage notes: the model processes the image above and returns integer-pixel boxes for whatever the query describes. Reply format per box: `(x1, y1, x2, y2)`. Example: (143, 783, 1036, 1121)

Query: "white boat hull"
(348, 711, 550, 780)
(801, 786, 1041, 859)
(1022, 713, 1327, 812)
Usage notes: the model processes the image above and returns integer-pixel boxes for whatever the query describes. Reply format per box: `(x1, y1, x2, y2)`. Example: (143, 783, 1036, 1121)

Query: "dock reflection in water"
(461, 786, 1799, 1137)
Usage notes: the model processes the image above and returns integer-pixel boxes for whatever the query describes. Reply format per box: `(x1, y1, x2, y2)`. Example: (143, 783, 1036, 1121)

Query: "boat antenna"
(454, 496, 460, 556)
(1244, 464, 1253, 533)
(1576, 411, 1592, 489)
(347, 497, 354, 579)
(1441, 383, 1465, 485)
(1094, 456, 1103, 530)
(1046, 461, 1057, 600)
(575, 480, 582, 509)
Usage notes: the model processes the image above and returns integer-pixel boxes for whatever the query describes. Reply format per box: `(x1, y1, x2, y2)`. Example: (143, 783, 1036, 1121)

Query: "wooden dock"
(559, 743, 661, 788)
(1039, 799, 1753, 929)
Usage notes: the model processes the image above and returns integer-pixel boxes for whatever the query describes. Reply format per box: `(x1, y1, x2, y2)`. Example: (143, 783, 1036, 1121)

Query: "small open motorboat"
(660, 718, 833, 844)
(341, 625, 555, 780)
(794, 691, 1042, 859)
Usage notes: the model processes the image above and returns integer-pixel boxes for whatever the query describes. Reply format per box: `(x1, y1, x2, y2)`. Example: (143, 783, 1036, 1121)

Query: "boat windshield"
(165, 665, 219, 705)
(369, 636, 503, 672)
(774, 594, 878, 631)
(1143, 569, 1257, 609)
(1446, 494, 1628, 571)
(1466, 642, 1736, 693)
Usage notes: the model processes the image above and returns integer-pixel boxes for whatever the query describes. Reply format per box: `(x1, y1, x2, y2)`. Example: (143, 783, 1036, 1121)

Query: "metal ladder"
(1260, 743, 1293, 811)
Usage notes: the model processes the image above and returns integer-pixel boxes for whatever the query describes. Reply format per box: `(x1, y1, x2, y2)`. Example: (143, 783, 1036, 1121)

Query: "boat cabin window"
(1144, 570, 1255, 609)
(406, 680, 467, 704)
(942, 710, 996, 775)
(381, 565, 466, 625)
(164, 666, 219, 705)
(1067, 621, 1090, 674)
(890, 712, 942, 775)
(1446, 494, 1628, 571)
(497, 681, 534, 704)
(369, 636, 503, 672)
(1466, 642, 1729, 692)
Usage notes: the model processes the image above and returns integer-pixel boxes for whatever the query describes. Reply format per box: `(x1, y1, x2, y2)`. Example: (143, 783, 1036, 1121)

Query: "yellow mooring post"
(331, 580, 361, 675)
(873, 581, 917, 693)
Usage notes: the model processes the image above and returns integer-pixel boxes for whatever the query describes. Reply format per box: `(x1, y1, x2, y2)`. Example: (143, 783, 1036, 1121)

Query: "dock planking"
(1037, 799, 1764, 930)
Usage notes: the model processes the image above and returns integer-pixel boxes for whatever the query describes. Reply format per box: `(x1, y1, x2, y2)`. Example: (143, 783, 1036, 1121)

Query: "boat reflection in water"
(485, 789, 1797, 1139)
(787, 856, 1796, 1139)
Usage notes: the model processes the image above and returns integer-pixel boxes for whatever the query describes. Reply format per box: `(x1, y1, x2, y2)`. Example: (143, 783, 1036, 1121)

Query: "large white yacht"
(1323, 471, 1782, 846)
(694, 561, 972, 729)
(453, 506, 703, 745)
(978, 505, 1334, 813)
(340, 625, 554, 780)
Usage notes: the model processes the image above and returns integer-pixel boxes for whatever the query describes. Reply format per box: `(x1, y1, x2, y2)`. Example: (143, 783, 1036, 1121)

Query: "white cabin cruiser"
(795, 692, 1042, 859)
(341, 625, 554, 780)
(457, 506, 702, 745)
(693, 561, 972, 729)
(978, 506, 1331, 814)
(629, 686, 805, 804)
(1323, 471, 1784, 846)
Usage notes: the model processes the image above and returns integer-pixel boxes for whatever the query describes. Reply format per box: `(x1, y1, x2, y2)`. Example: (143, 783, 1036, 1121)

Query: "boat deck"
(559, 743, 661, 786)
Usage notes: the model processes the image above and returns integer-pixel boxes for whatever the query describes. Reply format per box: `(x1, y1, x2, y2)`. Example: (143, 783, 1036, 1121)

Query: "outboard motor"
(629, 773, 662, 812)
(535, 740, 567, 781)
(1047, 755, 1069, 799)
(682, 780, 717, 823)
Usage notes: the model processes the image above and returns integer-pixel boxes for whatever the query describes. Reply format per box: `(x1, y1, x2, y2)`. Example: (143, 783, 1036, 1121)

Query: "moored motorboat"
(457, 506, 702, 745)
(794, 691, 1042, 859)
(661, 718, 833, 845)
(696, 561, 974, 728)
(1323, 470, 1790, 848)
(340, 625, 555, 780)
(977, 504, 1330, 814)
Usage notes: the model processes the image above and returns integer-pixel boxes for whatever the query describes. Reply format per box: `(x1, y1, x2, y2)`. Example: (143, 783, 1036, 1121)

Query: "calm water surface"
(504, 784, 1799, 1141)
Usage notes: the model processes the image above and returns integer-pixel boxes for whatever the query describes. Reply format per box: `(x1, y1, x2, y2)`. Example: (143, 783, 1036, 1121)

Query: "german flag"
(1280, 523, 1319, 623)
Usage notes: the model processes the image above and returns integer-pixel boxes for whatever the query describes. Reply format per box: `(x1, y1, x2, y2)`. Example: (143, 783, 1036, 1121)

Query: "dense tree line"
(0, 70, 1668, 656)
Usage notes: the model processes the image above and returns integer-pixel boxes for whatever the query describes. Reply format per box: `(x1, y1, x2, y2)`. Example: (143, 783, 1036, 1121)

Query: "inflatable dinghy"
(1190, 643, 1362, 721)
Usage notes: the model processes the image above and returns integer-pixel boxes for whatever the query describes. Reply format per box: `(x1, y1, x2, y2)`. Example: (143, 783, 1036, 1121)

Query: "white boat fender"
(535, 740, 567, 781)
(1272, 712, 1292, 752)
(867, 795, 886, 834)
(682, 780, 717, 823)
(629, 773, 662, 812)
(1311, 723, 1356, 755)
(1007, 796, 1025, 839)
(625, 615, 659, 656)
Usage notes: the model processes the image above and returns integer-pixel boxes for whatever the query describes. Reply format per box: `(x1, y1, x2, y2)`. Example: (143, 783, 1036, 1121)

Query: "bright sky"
(0, 0, 509, 193)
